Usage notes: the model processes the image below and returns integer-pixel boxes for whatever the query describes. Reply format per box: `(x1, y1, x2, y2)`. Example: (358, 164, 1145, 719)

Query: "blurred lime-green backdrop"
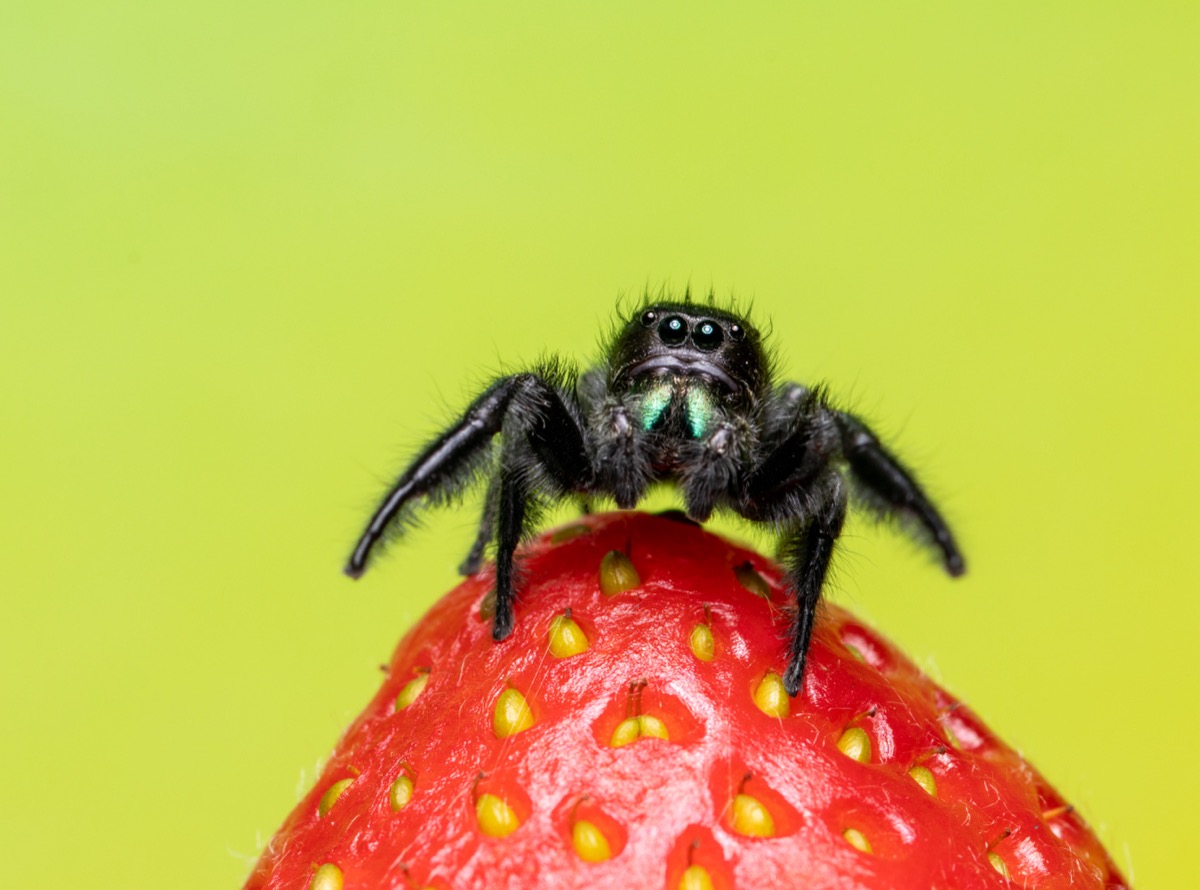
(2, 2, 1195, 887)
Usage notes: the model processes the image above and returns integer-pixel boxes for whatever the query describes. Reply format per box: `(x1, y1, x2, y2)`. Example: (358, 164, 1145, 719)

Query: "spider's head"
(608, 303, 770, 405)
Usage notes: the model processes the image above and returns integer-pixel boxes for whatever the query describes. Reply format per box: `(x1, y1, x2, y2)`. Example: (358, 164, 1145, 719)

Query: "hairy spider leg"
(491, 467, 528, 641)
(833, 412, 965, 576)
(345, 373, 590, 584)
(779, 473, 848, 697)
(344, 377, 521, 578)
(741, 385, 964, 695)
(488, 376, 592, 641)
(458, 471, 500, 576)
(460, 406, 593, 577)
(741, 396, 847, 696)
(458, 398, 595, 578)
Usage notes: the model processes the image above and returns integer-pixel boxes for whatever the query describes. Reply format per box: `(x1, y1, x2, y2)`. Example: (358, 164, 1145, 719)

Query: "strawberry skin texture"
(246, 512, 1128, 890)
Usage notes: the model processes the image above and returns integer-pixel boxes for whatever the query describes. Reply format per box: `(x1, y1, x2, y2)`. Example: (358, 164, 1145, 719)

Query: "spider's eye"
(658, 315, 688, 346)
(729, 323, 746, 342)
(641, 310, 658, 327)
(693, 320, 724, 351)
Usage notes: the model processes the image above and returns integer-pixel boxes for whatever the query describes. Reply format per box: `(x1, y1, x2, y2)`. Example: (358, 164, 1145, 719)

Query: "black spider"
(345, 296, 965, 696)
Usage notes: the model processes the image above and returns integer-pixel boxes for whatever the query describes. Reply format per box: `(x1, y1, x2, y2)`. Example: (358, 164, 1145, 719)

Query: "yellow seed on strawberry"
(689, 622, 714, 661)
(731, 792, 775, 837)
(842, 827, 872, 853)
(610, 717, 640, 747)
(609, 714, 669, 747)
(837, 726, 871, 763)
(551, 523, 590, 543)
(395, 671, 429, 711)
(318, 778, 354, 817)
(753, 671, 788, 718)
(988, 851, 1010, 878)
(493, 688, 534, 738)
(309, 863, 343, 890)
(941, 714, 964, 750)
(734, 563, 771, 599)
(548, 612, 589, 657)
(571, 818, 612, 862)
(389, 774, 413, 811)
(475, 793, 520, 837)
(908, 765, 937, 796)
(638, 714, 668, 739)
(599, 551, 640, 596)
(678, 864, 715, 890)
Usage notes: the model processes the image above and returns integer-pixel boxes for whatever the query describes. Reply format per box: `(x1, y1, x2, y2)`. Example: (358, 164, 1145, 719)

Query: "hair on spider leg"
(345, 290, 965, 695)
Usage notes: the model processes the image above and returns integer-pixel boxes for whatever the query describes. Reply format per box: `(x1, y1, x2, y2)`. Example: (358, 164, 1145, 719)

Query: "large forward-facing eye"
(693, 320, 724, 351)
(658, 315, 688, 346)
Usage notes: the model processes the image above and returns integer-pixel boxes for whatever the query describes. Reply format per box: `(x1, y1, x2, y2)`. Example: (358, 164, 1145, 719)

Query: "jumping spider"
(346, 298, 964, 695)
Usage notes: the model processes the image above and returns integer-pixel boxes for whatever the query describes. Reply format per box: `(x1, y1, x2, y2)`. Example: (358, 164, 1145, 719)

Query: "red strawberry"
(246, 512, 1127, 890)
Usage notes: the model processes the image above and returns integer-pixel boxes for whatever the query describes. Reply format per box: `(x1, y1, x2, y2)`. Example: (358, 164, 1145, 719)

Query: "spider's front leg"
(458, 472, 499, 577)
(740, 401, 847, 696)
(488, 375, 592, 640)
(346, 377, 522, 578)
(346, 371, 591, 637)
(777, 473, 847, 696)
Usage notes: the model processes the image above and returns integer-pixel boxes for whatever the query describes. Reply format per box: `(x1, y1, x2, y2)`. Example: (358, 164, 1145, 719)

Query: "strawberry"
(246, 512, 1127, 890)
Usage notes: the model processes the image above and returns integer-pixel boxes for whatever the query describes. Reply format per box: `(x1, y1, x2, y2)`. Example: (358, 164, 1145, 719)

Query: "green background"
(2, 2, 1194, 887)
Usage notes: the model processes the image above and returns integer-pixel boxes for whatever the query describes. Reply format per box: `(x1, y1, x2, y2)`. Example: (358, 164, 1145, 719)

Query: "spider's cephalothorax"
(346, 297, 964, 696)
(588, 304, 771, 519)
